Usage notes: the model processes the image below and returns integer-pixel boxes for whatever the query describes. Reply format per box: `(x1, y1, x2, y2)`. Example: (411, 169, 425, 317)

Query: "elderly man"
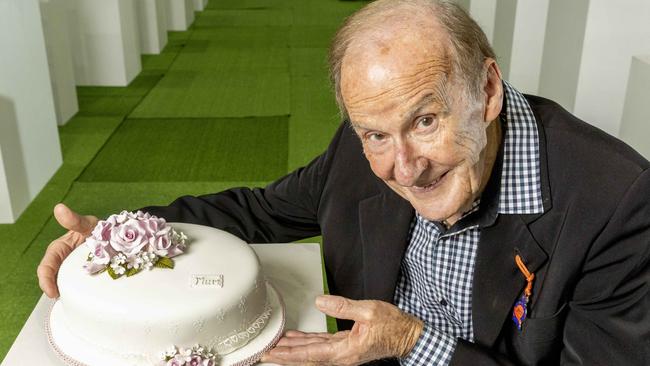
(38, 0, 649, 365)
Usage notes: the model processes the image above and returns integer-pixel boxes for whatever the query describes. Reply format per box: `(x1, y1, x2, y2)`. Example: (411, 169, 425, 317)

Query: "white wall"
(469, 0, 497, 43)
(0, 0, 62, 223)
(619, 55, 650, 160)
(573, 1, 650, 136)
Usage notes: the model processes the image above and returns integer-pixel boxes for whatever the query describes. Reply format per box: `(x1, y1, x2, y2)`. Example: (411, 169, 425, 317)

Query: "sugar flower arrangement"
(159, 344, 217, 366)
(83, 210, 188, 279)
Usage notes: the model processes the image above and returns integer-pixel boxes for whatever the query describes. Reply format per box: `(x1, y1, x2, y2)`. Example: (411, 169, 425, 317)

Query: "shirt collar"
(497, 80, 544, 215)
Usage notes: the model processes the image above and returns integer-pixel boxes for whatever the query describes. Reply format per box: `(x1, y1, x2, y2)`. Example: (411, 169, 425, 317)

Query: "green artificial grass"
(76, 73, 164, 97)
(170, 46, 289, 73)
(130, 71, 291, 118)
(78, 117, 288, 182)
(291, 47, 330, 77)
(291, 75, 340, 119)
(77, 95, 144, 117)
(190, 27, 290, 48)
(289, 116, 340, 170)
(194, 9, 293, 28)
(290, 26, 339, 48)
(206, 0, 294, 10)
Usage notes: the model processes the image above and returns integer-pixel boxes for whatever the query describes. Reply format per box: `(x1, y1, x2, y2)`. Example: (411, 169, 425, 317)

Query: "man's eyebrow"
(404, 93, 438, 124)
(349, 93, 442, 131)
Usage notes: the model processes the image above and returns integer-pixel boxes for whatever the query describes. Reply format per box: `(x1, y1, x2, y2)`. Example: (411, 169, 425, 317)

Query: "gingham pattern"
(396, 82, 544, 366)
(499, 80, 545, 214)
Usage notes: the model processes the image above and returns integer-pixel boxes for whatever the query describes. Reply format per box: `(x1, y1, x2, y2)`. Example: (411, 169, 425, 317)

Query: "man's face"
(341, 27, 492, 223)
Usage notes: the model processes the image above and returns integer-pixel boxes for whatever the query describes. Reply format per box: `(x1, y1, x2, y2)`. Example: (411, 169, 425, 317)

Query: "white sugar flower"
(164, 345, 178, 358)
(111, 263, 126, 275)
(110, 253, 127, 266)
(126, 255, 143, 270)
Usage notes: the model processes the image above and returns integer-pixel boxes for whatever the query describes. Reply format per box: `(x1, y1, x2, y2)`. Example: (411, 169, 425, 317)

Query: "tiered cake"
(47, 213, 285, 366)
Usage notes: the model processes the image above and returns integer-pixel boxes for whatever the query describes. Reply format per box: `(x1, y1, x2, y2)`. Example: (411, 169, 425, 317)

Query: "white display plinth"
(136, 0, 168, 54)
(39, 0, 79, 125)
(0, 0, 62, 224)
(493, 0, 549, 94)
(620, 55, 650, 160)
(539, 0, 650, 136)
(166, 0, 194, 31)
(65, 0, 142, 86)
(193, 0, 206, 11)
(0, 243, 327, 366)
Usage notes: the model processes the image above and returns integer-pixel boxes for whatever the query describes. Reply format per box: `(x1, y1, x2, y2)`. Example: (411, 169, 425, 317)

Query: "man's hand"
(262, 295, 423, 365)
(37, 203, 98, 298)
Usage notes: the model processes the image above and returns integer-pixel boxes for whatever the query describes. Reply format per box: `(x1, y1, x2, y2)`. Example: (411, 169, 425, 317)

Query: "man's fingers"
(37, 261, 60, 298)
(37, 240, 70, 298)
(276, 336, 329, 347)
(53, 203, 97, 235)
(266, 340, 339, 364)
(284, 330, 333, 338)
(315, 295, 375, 322)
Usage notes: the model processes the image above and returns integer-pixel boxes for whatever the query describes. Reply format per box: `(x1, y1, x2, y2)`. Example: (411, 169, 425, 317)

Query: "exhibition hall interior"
(1, 0, 649, 363)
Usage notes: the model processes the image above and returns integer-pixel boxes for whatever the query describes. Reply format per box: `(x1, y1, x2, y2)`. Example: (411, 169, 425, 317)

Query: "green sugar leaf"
(154, 257, 174, 269)
(107, 266, 121, 280)
(126, 267, 143, 277)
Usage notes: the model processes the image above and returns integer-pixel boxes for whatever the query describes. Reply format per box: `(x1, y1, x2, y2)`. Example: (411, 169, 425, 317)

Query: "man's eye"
(367, 133, 386, 142)
(416, 116, 437, 129)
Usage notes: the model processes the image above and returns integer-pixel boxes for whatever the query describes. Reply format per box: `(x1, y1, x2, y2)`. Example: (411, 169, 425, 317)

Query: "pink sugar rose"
(202, 359, 214, 366)
(91, 219, 114, 241)
(189, 356, 202, 366)
(109, 218, 150, 257)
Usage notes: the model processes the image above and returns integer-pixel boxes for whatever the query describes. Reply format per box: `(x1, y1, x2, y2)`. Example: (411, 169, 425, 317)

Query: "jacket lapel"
(358, 191, 414, 302)
(472, 214, 548, 346)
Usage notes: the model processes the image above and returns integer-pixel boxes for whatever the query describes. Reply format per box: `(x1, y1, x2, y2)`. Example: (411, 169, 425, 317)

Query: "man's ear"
(483, 59, 503, 123)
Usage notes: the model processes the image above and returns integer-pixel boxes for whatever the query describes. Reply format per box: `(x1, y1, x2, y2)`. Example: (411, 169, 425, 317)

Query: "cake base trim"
(46, 281, 286, 366)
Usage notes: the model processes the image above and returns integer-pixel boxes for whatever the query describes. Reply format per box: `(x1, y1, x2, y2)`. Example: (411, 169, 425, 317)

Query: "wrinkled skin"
(37, 8, 504, 366)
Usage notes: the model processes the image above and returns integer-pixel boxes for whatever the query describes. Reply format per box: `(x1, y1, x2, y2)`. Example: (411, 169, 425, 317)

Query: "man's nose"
(393, 143, 425, 186)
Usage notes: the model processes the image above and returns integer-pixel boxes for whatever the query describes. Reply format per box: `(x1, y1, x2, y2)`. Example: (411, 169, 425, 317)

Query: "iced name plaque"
(190, 274, 224, 288)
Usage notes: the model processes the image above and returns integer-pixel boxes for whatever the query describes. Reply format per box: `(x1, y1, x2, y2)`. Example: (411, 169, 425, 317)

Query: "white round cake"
(47, 221, 285, 366)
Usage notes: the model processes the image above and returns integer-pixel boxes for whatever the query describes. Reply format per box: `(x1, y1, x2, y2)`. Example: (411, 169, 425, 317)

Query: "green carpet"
(190, 27, 290, 48)
(0, 0, 373, 358)
(194, 9, 293, 28)
(170, 46, 290, 73)
(78, 117, 288, 182)
(130, 70, 291, 118)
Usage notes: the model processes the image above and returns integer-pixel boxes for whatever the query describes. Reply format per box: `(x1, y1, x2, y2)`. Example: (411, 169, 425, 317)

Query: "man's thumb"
(53, 203, 97, 235)
(315, 295, 373, 322)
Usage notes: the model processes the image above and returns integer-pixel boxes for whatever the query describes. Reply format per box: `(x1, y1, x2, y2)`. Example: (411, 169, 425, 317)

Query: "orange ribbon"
(515, 254, 534, 298)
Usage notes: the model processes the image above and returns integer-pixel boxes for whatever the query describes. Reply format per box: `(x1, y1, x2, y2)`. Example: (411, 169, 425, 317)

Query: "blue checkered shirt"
(395, 81, 545, 365)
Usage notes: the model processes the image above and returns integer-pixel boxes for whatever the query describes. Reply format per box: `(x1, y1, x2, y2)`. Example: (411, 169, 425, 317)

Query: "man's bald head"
(329, 0, 495, 118)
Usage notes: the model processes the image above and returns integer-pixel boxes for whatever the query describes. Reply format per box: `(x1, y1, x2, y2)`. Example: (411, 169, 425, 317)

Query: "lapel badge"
(512, 254, 535, 331)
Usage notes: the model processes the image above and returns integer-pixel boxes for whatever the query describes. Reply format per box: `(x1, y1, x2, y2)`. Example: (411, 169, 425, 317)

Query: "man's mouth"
(410, 170, 450, 193)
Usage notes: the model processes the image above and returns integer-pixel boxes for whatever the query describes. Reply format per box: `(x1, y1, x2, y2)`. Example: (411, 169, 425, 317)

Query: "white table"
(0, 243, 327, 366)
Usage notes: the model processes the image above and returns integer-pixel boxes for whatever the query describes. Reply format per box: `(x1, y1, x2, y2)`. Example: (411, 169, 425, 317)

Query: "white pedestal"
(166, 0, 194, 31)
(492, 0, 549, 94)
(192, 0, 206, 11)
(0, 0, 63, 223)
(65, 0, 142, 86)
(136, 0, 168, 54)
(539, 0, 650, 136)
(39, 0, 79, 125)
(0, 243, 326, 366)
(620, 55, 650, 160)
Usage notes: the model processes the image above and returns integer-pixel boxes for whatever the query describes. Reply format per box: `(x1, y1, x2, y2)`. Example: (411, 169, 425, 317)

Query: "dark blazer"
(141, 95, 650, 365)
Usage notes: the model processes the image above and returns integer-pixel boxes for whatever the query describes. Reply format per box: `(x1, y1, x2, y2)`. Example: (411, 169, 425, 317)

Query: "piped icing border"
(46, 282, 287, 366)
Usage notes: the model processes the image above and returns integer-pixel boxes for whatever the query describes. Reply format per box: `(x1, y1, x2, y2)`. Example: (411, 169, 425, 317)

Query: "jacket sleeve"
(451, 168, 650, 365)
(136, 122, 347, 244)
